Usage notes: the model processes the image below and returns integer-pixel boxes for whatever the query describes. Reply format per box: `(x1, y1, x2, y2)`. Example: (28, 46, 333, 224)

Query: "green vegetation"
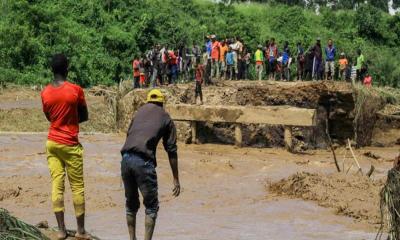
(1, 0, 399, 87)
(0, 208, 50, 240)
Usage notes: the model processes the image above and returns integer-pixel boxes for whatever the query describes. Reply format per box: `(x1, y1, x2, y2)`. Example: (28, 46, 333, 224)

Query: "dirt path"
(1, 133, 398, 239)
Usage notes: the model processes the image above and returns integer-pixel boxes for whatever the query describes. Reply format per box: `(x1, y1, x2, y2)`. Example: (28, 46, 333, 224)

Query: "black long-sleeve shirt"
(121, 103, 177, 166)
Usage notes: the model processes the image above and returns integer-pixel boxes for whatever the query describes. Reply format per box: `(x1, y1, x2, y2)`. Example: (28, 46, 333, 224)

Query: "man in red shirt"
(168, 50, 178, 84)
(41, 54, 90, 240)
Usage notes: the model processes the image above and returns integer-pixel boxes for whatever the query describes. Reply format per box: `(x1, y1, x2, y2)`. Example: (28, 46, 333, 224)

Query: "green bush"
(0, 0, 399, 87)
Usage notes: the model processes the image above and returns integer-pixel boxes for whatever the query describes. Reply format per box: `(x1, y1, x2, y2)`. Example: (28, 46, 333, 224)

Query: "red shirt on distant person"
(168, 51, 177, 65)
(363, 74, 372, 87)
(195, 64, 204, 83)
(41, 81, 87, 145)
(132, 59, 140, 77)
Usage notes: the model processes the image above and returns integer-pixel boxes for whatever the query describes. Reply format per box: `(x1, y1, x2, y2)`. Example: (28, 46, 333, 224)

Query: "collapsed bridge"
(114, 81, 397, 150)
(166, 104, 316, 151)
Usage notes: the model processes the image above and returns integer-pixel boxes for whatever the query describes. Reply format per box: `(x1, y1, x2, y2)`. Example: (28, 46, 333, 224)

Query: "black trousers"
(121, 152, 159, 218)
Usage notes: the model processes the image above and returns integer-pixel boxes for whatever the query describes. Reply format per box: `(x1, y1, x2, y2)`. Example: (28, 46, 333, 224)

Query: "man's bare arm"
(168, 152, 180, 197)
(163, 119, 180, 197)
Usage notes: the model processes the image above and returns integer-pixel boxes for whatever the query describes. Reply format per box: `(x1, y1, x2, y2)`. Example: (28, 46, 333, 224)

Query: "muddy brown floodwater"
(0, 133, 398, 240)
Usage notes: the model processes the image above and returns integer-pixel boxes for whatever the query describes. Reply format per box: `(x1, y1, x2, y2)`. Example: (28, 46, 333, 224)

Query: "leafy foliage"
(0, 0, 399, 87)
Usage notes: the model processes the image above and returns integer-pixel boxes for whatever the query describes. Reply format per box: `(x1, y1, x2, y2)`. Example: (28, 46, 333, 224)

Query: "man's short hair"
(51, 54, 68, 76)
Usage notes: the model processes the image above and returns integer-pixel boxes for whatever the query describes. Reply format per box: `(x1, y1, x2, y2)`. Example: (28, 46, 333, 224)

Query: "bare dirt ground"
(0, 84, 399, 239)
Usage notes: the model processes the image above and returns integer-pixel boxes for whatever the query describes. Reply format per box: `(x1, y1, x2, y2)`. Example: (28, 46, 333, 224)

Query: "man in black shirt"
(311, 37, 323, 80)
(121, 89, 180, 240)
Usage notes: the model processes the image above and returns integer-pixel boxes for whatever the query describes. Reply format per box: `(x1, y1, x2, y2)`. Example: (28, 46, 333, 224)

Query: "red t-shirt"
(132, 60, 140, 77)
(41, 81, 87, 146)
(211, 41, 220, 60)
(168, 51, 177, 65)
(363, 76, 372, 87)
(195, 64, 204, 83)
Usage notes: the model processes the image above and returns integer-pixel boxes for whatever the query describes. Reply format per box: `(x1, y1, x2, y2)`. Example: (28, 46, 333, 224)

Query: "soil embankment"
(269, 172, 384, 225)
(372, 104, 400, 146)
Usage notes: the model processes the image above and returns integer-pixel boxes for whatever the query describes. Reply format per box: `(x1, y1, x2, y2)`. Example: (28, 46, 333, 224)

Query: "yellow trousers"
(46, 140, 85, 216)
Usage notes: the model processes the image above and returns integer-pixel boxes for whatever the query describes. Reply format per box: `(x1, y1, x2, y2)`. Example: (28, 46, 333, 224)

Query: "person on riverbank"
(219, 40, 228, 80)
(324, 39, 336, 80)
(194, 61, 204, 104)
(363, 72, 372, 87)
(282, 41, 291, 81)
(311, 38, 323, 80)
(120, 89, 180, 240)
(338, 52, 348, 81)
(296, 42, 305, 81)
(267, 38, 278, 80)
(226, 47, 236, 80)
(254, 44, 264, 81)
(132, 57, 141, 88)
(41, 54, 90, 240)
(356, 49, 366, 82)
(210, 35, 220, 80)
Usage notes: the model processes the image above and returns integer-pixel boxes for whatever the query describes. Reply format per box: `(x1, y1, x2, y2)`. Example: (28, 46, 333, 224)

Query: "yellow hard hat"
(146, 89, 165, 103)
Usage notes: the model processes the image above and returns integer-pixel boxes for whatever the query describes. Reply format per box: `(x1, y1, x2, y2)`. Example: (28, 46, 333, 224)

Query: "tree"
(355, 4, 384, 42)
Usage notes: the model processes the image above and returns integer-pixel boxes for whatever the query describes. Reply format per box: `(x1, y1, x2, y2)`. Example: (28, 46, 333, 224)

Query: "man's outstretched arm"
(163, 119, 180, 197)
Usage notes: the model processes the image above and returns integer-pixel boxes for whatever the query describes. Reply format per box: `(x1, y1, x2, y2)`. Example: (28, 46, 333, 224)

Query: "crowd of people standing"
(131, 35, 371, 91)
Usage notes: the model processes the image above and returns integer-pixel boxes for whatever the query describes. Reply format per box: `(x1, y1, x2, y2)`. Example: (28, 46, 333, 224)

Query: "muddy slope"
(372, 105, 400, 146)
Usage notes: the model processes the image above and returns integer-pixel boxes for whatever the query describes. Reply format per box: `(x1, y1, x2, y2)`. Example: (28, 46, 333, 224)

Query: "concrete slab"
(166, 104, 317, 126)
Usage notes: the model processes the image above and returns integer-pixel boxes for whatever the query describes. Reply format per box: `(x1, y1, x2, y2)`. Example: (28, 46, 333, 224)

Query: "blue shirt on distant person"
(206, 40, 212, 58)
(226, 51, 235, 65)
(325, 46, 336, 61)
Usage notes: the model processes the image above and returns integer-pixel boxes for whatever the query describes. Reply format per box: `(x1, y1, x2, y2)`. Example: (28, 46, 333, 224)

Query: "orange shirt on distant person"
(219, 45, 228, 62)
(41, 81, 87, 146)
(211, 41, 220, 60)
(339, 58, 348, 70)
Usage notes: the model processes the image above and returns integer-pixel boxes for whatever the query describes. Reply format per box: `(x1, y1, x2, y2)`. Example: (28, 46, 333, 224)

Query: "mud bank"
(117, 81, 359, 149)
(372, 104, 400, 146)
(269, 172, 384, 225)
